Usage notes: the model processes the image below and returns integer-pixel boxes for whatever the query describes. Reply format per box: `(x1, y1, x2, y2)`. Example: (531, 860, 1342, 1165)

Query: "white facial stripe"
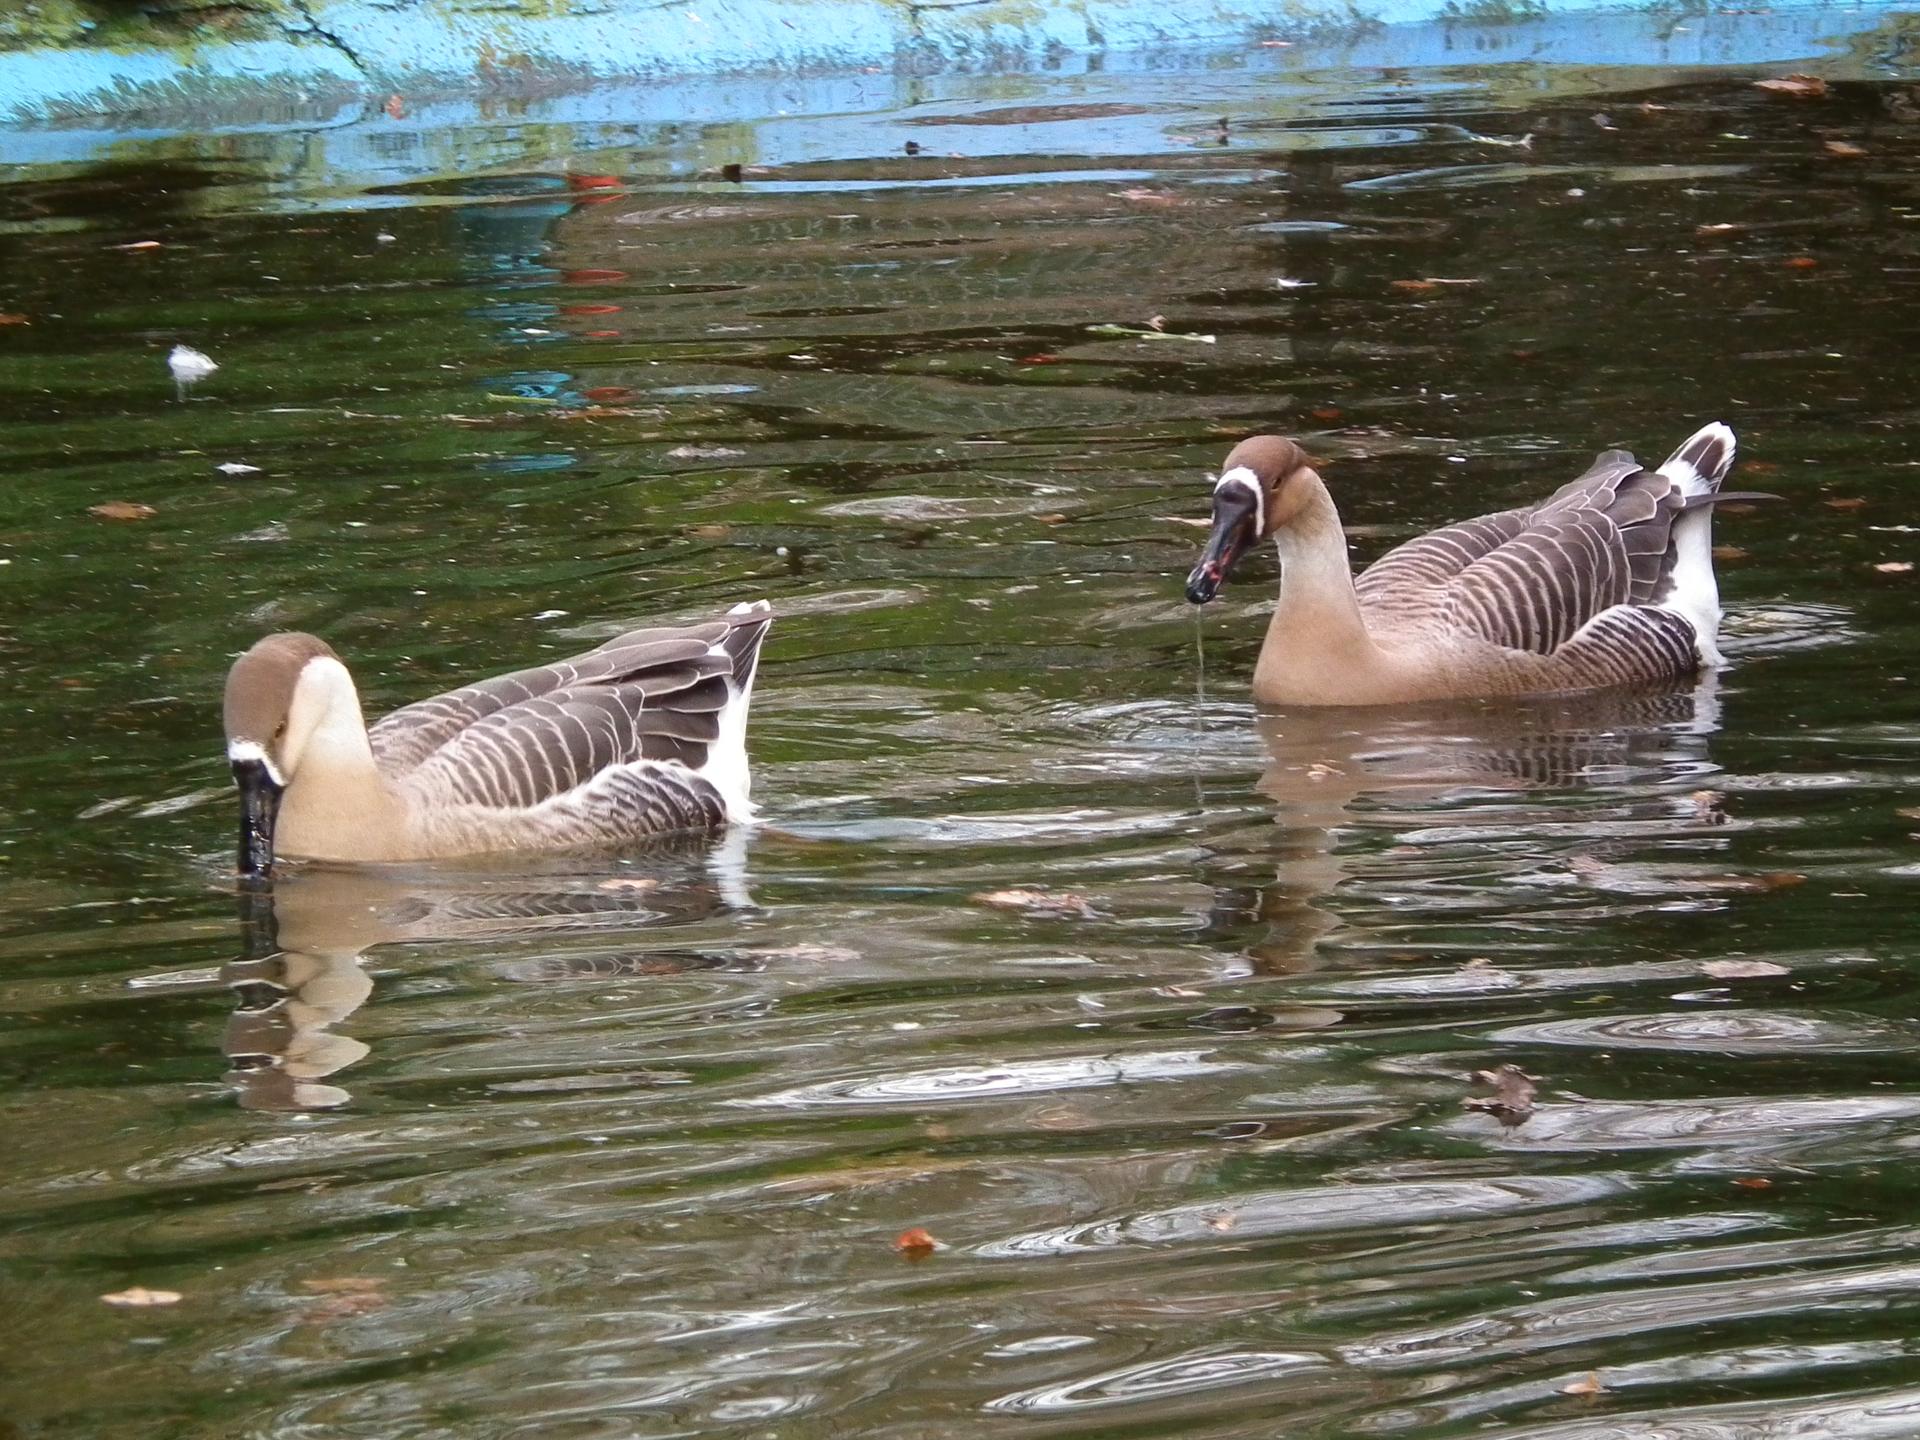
(226, 740, 286, 787)
(1213, 465, 1265, 535)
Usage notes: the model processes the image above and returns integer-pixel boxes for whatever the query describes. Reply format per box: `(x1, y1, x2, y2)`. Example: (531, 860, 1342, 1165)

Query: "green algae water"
(3, 45, 1920, 1439)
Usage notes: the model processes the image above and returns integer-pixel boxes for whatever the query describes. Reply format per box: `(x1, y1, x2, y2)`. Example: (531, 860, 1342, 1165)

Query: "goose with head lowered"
(223, 601, 772, 876)
(1184, 423, 1768, 705)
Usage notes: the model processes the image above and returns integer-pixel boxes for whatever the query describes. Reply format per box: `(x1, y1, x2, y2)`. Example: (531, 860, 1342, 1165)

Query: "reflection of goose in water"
(1214, 676, 1724, 975)
(221, 837, 754, 1111)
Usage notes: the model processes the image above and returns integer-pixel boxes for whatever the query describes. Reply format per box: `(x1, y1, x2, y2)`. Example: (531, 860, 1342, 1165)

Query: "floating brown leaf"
(1018, 353, 1062, 365)
(1824, 496, 1868, 511)
(1390, 279, 1439, 293)
(1559, 1371, 1608, 1398)
(1823, 139, 1868, 158)
(1145, 314, 1166, 331)
(1874, 561, 1914, 574)
(1784, 256, 1820, 270)
(1033, 512, 1069, 525)
(1465, 1063, 1538, 1126)
(89, 501, 156, 521)
(1311, 406, 1343, 422)
(596, 877, 660, 892)
(102, 1286, 182, 1307)
(1733, 1176, 1774, 1190)
(894, 1227, 939, 1259)
(0, 312, 28, 325)
(683, 523, 732, 540)
(1701, 958, 1790, 979)
(972, 889, 1102, 920)
(1754, 73, 1829, 99)
(112, 240, 163, 251)
(1712, 544, 1750, 562)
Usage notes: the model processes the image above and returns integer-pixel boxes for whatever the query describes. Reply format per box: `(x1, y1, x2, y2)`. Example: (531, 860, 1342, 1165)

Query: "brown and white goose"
(223, 601, 772, 875)
(1185, 424, 1750, 705)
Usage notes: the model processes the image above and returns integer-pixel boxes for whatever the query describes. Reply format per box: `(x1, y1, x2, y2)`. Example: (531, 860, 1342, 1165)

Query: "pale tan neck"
(1253, 471, 1390, 704)
(277, 663, 408, 862)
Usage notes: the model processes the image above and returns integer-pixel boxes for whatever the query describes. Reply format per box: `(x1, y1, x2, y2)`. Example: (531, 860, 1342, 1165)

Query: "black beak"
(1185, 481, 1262, 604)
(232, 758, 285, 880)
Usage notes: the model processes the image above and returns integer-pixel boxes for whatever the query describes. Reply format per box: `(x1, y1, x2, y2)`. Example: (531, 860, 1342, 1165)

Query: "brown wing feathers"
(1361, 448, 1707, 658)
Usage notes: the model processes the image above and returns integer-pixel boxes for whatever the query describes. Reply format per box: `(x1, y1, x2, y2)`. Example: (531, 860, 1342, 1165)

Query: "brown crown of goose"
(224, 632, 340, 747)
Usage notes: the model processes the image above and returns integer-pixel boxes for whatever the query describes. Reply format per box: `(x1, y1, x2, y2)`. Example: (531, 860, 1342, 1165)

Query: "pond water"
(3, 33, 1920, 1439)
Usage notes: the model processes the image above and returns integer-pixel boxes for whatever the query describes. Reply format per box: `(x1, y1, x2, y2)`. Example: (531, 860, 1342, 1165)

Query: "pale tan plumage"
(223, 602, 772, 874)
(1185, 425, 1746, 705)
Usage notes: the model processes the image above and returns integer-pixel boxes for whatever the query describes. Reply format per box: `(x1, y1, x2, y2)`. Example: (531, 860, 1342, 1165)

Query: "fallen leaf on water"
(102, 1286, 182, 1307)
(1712, 544, 1750, 561)
(1157, 515, 1213, 528)
(1559, 1371, 1608, 1398)
(1033, 513, 1069, 525)
(1464, 1063, 1538, 1126)
(683, 523, 732, 540)
(1874, 561, 1913, 573)
(972, 889, 1103, 920)
(1391, 279, 1439, 293)
(1733, 1176, 1774, 1190)
(1018, 353, 1062, 365)
(1824, 139, 1868, 158)
(217, 461, 261, 475)
(596, 877, 660, 892)
(90, 501, 156, 521)
(113, 240, 163, 251)
(1311, 406, 1343, 422)
(1205, 1211, 1239, 1233)
(1754, 73, 1828, 99)
(0, 312, 28, 325)
(581, 385, 634, 402)
(894, 1227, 940, 1259)
(301, 1276, 385, 1294)
(1825, 496, 1868, 511)
(1113, 187, 1182, 206)
(299, 1276, 389, 1321)
(1145, 314, 1166, 331)
(1696, 222, 1744, 236)
(1701, 958, 1790, 979)
(1784, 256, 1820, 270)
(1153, 984, 1206, 997)
(1461, 957, 1494, 969)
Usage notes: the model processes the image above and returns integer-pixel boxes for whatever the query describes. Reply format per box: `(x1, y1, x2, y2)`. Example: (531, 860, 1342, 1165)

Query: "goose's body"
(223, 602, 772, 874)
(1185, 425, 1747, 706)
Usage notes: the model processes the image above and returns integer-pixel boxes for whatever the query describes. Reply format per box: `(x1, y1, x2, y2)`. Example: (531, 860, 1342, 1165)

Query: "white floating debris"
(217, 461, 261, 475)
(376, 232, 397, 243)
(168, 344, 217, 382)
(1274, 276, 1317, 290)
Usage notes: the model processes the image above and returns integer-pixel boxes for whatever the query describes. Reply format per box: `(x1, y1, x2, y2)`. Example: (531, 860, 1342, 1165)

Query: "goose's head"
(223, 632, 343, 878)
(1185, 436, 1317, 605)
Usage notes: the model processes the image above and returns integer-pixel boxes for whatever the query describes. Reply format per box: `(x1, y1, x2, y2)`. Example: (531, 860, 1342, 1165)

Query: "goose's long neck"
(1256, 472, 1384, 700)
(279, 661, 407, 861)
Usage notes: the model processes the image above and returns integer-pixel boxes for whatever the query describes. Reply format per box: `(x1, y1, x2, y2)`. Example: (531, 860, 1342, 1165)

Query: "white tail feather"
(1657, 423, 1737, 665)
(699, 601, 771, 823)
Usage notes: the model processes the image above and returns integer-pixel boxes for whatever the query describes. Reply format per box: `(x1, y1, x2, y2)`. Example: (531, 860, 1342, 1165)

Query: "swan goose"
(223, 601, 771, 876)
(1185, 424, 1754, 705)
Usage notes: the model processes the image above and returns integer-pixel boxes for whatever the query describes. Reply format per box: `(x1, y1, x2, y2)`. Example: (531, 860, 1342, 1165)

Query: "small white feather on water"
(168, 344, 217, 382)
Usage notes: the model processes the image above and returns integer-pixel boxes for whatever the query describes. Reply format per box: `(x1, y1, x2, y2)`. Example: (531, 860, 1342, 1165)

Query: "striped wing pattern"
(369, 610, 771, 820)
(1355, 449, 1697, 658)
